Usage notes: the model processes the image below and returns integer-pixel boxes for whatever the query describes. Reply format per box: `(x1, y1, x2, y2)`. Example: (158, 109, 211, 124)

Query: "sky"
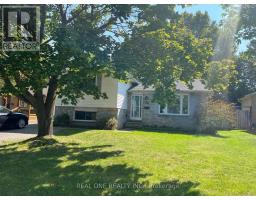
(181, 4, 223, 23)
(178, 4, 248, 53)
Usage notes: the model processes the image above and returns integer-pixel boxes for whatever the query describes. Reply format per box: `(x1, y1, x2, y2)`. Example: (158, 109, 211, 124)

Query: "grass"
(0, 128, 256, 195)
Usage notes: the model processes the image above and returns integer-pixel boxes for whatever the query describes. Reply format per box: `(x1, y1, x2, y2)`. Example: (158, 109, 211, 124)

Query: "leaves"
(0, 5, 136, 106)
(206, 59, 236, 93)
(114, 14, 213, 105)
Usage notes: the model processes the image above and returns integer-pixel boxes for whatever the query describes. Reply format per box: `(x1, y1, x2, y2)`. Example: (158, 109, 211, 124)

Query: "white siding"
(55, 75, 118, 108)
(117, 81, 130, 109)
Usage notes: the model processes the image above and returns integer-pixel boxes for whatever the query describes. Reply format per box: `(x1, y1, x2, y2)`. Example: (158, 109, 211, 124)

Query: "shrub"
(96, 117, 107, 129)
(198, 98, 236, 134)
(53, 113, 70, 127)
(96, 117, 118, 130)
(105, 117, 118, 130)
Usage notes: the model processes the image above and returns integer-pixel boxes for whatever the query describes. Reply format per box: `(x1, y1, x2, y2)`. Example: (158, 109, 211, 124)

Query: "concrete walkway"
(0, 123, 64, 143)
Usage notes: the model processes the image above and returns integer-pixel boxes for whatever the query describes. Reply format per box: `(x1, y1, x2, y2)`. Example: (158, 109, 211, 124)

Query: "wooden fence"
(236, 109, 251, 130)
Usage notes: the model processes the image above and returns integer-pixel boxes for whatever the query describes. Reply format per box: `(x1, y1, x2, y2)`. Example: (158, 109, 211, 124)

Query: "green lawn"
(0, 129, 256, 195)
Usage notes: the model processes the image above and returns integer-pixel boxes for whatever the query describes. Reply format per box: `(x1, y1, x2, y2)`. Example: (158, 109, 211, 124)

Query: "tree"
(225, 5, 256, 103)
(113, 5, 213, 106)
(182, 11, 218, 44)
(206, 60, 236, 96)
(237, 5, 256, 43)
(228, 51, 256, 104)
(0, 5, 215, 136)
(0, 5, 136, 136)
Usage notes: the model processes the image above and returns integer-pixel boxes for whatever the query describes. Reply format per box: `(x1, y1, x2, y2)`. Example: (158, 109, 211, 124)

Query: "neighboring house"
(55, 76, 210, 130)
(0, 95, 37, 123)
(240, 92, 256, 128)
(0, 95, 34, 115)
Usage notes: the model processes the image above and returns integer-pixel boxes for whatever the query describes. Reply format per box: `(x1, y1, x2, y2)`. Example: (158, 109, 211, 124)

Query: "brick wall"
(128, 91, 208, 131)
(55, 106, 126, 128)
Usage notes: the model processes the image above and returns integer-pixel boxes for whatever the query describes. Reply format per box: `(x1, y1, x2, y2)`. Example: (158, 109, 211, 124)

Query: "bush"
(198, 98, 236, 134)
(105, 117, 118, 130)
(96, 117, 118, 130)
(96, 117, 107, 129)
(53, 113, 70, 127)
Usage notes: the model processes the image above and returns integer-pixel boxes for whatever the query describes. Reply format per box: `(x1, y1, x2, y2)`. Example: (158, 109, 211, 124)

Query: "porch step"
(125, 120, 143, 129)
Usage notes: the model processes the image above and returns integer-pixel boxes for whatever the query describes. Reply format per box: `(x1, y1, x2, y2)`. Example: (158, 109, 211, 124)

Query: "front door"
(130, 95, 142, 120)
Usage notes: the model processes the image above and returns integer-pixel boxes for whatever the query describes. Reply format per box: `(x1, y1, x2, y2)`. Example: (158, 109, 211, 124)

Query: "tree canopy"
(0, 4, 217, 135)
(222, 5, 256, 103)
(0, 5, 137, 136)
(113, 5, 214, 105)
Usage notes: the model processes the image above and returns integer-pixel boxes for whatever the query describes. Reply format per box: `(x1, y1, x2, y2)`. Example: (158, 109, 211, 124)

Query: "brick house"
(55, 75, 210, 130)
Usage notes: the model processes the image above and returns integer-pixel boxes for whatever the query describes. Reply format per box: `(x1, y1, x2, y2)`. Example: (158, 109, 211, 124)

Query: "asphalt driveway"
(0, 123, 64, 143)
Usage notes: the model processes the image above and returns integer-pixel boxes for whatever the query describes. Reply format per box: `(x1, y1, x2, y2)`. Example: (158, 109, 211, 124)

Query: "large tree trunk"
(37, 112, 53, 137)
(35, 76, 58, 137)
(36, 101, 55, 137)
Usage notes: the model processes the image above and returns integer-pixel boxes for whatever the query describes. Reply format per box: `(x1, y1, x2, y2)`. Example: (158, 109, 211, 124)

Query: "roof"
(129, 79, 210, 92)
(240, 92, 256, 101)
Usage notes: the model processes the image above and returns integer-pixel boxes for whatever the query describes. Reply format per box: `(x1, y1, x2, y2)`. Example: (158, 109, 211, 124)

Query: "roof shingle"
(129, 79, 209, 92)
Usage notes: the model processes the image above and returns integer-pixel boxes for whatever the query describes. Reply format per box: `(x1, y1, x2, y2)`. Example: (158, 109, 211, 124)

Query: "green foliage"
(228, 53, 256, 104)
(206, 59, 236, 93)
(0, 5, 217, 135)
(0, 5, 138, 135)
(198, 98, 236, 134)
(96, 118, 108, 130)
(0, 5, 137, 105)
(114, 19, 213, 105)
(0, 5, 215, 107)
(227, 5, 256, 104)
(53, 113, 70, 127)
(182, 11, 218, 43)
(236, 5, 256, 43)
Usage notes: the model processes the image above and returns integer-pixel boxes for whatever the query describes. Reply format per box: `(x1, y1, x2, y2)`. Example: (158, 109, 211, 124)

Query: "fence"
(236, 109, 251, 130)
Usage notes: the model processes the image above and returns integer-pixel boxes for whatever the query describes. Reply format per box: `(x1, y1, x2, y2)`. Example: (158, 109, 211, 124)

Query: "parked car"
(0, 106, 28, 129)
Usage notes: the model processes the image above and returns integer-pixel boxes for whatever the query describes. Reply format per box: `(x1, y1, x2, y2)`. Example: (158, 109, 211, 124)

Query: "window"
(74, 111, 96, 121)
(159, 94, 189, 115)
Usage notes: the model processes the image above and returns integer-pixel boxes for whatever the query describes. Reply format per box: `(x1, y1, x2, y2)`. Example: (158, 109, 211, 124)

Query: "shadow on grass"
(0, 138, 201, 195)
(135, 127, 228, 138)
(53, 127, 90, 136)
(238, 129, 256, 136)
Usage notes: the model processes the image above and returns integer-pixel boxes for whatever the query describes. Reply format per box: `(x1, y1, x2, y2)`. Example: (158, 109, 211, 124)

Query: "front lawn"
(0, 129, 256, 195)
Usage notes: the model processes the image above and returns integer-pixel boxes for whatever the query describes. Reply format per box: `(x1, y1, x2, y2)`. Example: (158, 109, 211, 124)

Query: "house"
(55, 75, 210, 130)
(55, 75, 131, 129)
(0, 95, 37, 123)
(240, 92, 256, 128)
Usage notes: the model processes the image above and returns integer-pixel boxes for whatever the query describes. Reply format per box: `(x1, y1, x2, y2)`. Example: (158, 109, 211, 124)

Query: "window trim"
(73, 110, 97, 122)
(158, 94, 190, 116)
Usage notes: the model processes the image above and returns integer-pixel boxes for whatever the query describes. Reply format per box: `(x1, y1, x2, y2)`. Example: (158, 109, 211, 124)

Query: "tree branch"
(45, 76, 58, 114)
(99, 15, 119, 30)
(66, 5, 87, 24)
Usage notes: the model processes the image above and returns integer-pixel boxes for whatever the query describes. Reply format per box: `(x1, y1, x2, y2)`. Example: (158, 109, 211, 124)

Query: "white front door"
(130, 95, 142, 120)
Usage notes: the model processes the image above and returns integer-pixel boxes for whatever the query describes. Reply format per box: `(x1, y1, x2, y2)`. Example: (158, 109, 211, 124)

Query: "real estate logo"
(1, 6, 40, 51)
